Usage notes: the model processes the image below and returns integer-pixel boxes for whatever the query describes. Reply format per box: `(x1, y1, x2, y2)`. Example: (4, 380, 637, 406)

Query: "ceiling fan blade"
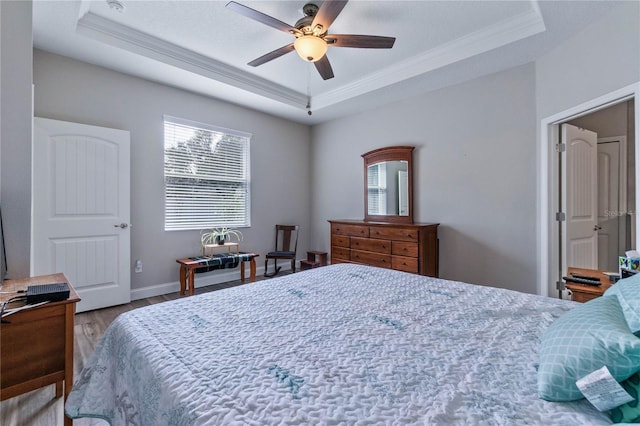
(248, 44, 295, 67)
(226, 1, 300, 35)
(314, 55, 334, 80)
(312, 1, 348, 31)
(325, 34, 396, 48)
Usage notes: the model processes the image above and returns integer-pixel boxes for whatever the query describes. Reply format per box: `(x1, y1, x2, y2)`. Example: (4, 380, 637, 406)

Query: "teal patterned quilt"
(65, 264, 611, 425)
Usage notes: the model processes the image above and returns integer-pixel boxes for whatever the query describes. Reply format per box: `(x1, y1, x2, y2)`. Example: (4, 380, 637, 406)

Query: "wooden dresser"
(329, 220, 439, 277)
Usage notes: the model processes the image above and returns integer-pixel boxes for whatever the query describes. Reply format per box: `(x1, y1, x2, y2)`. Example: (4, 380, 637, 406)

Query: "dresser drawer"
(369, 227, 418, 242)
(331, 246, 350, 260)
(332, 235, 350, 247)
(392, 241, 418, 257)
(332, 223, 369, 238)
(351, 237, 391, 254)
(392, 256, 419, 273)
(350, 250, 391, 268)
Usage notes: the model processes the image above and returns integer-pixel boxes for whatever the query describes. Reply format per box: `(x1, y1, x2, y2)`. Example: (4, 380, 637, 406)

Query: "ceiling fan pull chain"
(306, 64, 313, 116)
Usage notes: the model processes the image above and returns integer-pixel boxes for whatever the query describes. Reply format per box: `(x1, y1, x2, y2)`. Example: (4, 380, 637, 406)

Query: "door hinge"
(555, 143, 566, 153)
(556, 280, 566, 291)
(556, 212, 566, 222)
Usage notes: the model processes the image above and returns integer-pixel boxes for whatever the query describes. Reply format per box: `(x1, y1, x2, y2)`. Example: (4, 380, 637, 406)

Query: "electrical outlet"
(134, 259, 142, 273)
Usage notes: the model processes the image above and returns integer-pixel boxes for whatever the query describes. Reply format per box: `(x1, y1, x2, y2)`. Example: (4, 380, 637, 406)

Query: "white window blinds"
(164, 116, 251, 231)
(367, 162, 387, 215)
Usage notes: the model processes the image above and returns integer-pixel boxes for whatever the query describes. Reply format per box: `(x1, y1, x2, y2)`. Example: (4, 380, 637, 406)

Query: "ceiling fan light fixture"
(294, 35, 327, 62)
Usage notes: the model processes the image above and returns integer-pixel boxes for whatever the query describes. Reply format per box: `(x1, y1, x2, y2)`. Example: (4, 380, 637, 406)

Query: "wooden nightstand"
(564, 267, 611, 303)
(0, 273, 80, 426)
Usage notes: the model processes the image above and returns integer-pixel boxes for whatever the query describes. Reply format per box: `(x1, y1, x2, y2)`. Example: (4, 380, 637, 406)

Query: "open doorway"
(538, 82, 640, 299)
(561, 100, 634, 275)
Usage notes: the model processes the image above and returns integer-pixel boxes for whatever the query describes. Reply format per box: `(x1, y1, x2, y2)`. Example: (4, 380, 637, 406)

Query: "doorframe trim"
(598, 135, 637, 266)
(538, 82, 640, 297)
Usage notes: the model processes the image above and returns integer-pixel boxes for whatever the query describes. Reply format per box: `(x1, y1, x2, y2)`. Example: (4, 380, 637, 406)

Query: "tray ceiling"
(33, 1, 621, 124)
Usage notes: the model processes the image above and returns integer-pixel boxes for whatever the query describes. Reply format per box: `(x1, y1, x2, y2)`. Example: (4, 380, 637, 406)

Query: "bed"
(65, 263, 613, 425)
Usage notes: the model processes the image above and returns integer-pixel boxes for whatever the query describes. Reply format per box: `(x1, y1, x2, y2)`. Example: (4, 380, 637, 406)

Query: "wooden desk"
(565, 267, 612, 303)
(177, 253, 258, 296)
(0, 273, 80, 426)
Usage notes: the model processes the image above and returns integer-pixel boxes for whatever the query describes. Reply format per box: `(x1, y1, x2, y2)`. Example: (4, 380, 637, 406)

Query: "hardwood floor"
(0, 271, 288, 425)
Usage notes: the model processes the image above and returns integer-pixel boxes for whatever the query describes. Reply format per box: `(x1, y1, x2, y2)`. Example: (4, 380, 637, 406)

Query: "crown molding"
(313, 2, 546, 110)
(76, 2, 545, 114)
(76, 12, 308, 109)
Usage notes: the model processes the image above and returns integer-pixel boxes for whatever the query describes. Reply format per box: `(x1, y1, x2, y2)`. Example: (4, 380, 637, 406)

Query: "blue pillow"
(538, 295, 640, 401)
(604, 273, 640, 333)
(608, 371, 640, 423)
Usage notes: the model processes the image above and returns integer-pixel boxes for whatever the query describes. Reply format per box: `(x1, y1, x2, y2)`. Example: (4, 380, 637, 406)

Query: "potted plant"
(200, 227, 243, 247)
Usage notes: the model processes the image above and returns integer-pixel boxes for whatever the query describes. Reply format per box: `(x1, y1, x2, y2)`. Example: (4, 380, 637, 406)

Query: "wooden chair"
(264, 225, 299, 277)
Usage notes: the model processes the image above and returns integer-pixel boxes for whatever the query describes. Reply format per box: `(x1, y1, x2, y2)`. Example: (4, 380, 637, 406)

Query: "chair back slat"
(275, 225, 299, 252)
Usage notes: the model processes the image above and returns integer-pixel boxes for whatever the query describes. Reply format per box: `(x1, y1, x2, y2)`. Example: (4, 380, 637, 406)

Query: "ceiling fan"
(226, 1, 396, 80)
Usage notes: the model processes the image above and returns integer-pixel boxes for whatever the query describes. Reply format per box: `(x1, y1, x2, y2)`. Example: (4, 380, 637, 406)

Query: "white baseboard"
(130, 259, 297, 301)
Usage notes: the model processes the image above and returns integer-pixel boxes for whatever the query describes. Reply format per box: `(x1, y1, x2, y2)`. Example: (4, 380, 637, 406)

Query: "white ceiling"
(33, 1, 621, 124)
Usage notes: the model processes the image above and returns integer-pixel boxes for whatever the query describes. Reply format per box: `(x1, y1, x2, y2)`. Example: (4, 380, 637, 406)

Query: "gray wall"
(33, 50, 311, 293)
(535, 2, 640, 121)
(311, 64, 538, 293)
(0, 0, 33, 279)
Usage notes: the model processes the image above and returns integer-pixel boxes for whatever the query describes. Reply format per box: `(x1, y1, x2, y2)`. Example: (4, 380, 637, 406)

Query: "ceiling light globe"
(294, 35, 328, 62)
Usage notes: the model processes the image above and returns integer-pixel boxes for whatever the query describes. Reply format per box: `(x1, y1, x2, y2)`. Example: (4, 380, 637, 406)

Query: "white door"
(563, 123, 598, 270)
(597, 140, 623, 272)
(32, 117, 131, 312)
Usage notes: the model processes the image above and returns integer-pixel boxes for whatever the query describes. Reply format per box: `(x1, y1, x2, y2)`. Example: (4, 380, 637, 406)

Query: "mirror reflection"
(367, 161, 409, 216)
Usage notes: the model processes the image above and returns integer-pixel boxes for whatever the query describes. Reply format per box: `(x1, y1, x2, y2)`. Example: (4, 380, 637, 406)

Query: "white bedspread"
(66, 264, 610, 425)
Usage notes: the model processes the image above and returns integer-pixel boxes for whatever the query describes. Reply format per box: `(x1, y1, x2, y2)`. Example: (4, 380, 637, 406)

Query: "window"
(367, 162, 387, 215)
(164, 116, 251, 231)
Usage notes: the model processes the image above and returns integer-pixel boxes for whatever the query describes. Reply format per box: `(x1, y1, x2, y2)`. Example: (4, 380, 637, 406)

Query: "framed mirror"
(362, 146, 414, 224)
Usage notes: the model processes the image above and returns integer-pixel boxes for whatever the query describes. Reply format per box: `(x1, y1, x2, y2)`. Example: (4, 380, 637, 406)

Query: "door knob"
(114, 223, 129, 229)
(593, 225, 602, 231)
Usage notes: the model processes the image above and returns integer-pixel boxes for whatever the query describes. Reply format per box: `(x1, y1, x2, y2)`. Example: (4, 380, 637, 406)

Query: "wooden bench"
(176, 253, 258, 296)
